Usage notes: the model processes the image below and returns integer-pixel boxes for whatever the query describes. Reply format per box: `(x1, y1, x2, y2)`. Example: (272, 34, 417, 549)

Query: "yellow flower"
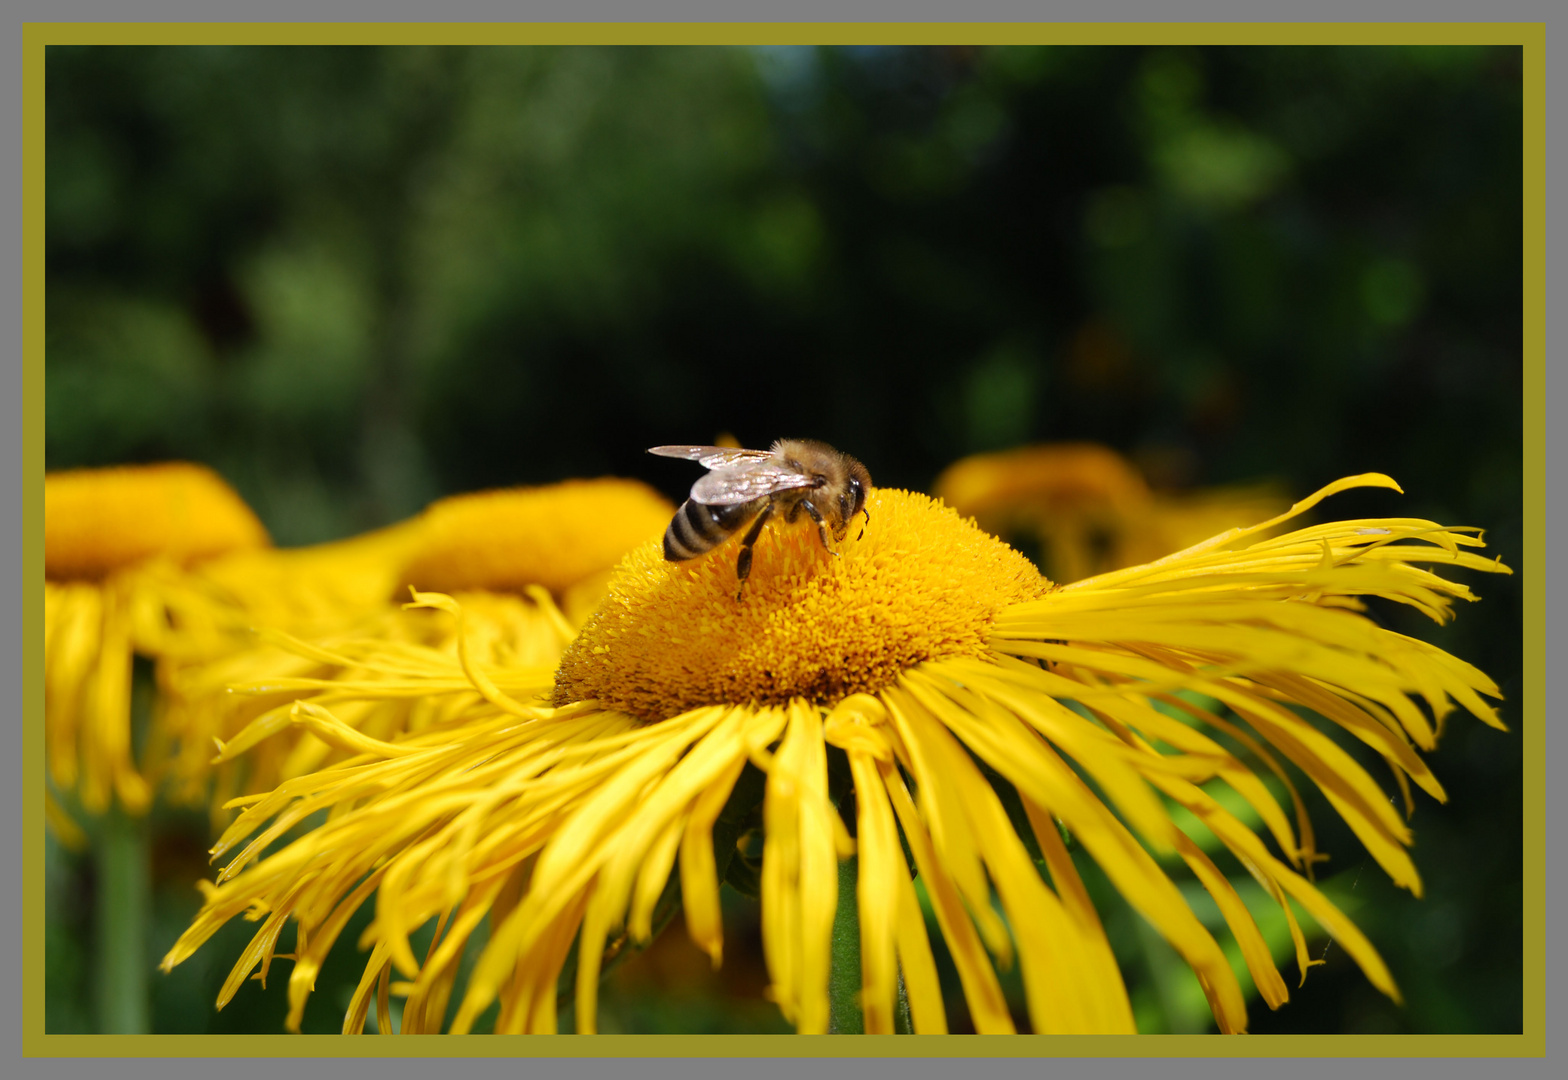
(403, 479, 677, 604)
(154, 479, 674, 815)
(143, 520, 427, 811)
(934, 442, 1287, 584)
(45, 463, 270, 814)
(161, 474, 1508, 1035)
(46, 462, 271, 582)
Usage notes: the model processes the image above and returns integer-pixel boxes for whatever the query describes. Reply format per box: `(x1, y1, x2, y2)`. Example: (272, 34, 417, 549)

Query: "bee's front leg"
(799, 500, 836, 556)
(734, 503, 775, 601)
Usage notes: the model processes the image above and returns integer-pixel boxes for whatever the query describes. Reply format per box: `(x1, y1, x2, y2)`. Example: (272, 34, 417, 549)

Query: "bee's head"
(839, 456, 872, 537)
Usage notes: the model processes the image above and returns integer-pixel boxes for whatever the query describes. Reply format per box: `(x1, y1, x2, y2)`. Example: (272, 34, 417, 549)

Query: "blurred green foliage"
(45, 43, 1523, 1036)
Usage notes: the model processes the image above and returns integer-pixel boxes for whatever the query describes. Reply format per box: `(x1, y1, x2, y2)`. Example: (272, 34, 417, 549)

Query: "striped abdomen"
(663, 497, 767, 561)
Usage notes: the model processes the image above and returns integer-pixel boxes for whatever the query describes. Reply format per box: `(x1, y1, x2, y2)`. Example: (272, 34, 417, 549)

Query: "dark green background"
(44, 44, 1523, 1035)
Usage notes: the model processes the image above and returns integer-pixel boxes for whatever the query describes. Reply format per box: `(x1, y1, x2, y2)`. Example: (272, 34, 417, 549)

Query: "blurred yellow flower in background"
(44, 463, 271, 819)
(934, 442, 1288, 584)
(43, 462, 674, 1036)
(44, 462, 674, 826)
(401, 478, 677, 623)
(162, 473, 1508, 1036)
(155, 478, 674, 819)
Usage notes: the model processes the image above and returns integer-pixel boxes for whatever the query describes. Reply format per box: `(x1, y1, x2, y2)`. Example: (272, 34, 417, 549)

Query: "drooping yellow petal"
(399, 876, 508, 1034)
(880, 755, 1014, 1034)
(881, 686, 1013, 967)
(913, 664, 1183, 854)
(760, 702, 840, 1034)
(985, 504, 1508, 900)
(1173, 831, 1291, 1010)
(893, 674, 1140, 1033)
(1152, 772, 1399, 1002)
(680, 754, 750, 967)
(825, 702, 900, 1034)
(284, 866, 391, 1031)
(1019, 796, 1127, 1016)
(913, 660, 1250, 1032)
(343, 942, 395, 1035)
(888, 807, 948, 1034)
(45, 576, 152, 814)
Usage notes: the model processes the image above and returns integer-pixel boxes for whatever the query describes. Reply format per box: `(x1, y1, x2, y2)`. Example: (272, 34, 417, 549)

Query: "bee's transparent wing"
(648, 445, 774, 471)
(692, 462, 817, 506)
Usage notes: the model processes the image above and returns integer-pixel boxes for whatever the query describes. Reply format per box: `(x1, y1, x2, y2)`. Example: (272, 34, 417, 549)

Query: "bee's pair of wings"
(649, 445, 818, 506)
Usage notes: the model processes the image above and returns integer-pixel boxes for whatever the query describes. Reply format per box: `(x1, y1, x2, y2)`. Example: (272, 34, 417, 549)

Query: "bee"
(649, 439, 872, 600)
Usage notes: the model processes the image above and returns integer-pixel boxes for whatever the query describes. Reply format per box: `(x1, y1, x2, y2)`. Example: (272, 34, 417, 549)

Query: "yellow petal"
(760, 702, 839, 1034)
(847, 750, 900, 1034)
(680, 754, 751, 967)
(880, 755, 1014, 1034)
(1174, 831, 1290, 1010)
(888, 807, 948, 1034)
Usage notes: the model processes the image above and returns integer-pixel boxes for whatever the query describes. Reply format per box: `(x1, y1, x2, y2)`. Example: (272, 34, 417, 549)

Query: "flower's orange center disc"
(553, 489, 1050, 719)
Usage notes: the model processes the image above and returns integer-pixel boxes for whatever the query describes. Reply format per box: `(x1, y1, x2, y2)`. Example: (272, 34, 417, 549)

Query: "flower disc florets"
(553, 489, 1051, 719)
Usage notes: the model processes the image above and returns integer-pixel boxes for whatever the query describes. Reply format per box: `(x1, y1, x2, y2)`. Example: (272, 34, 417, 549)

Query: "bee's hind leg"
(734, 503, 775, 602)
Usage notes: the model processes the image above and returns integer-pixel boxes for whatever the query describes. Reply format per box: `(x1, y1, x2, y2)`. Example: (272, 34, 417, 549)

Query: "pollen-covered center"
(552, 489, 1051, 719)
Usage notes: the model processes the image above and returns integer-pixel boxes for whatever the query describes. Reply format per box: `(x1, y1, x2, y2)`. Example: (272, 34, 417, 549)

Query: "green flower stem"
(828, 853, 915, 1034)
(95, 807, 149, 1034)
(894, 962, 913, 1034)
(828, 855, 863, 1034)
